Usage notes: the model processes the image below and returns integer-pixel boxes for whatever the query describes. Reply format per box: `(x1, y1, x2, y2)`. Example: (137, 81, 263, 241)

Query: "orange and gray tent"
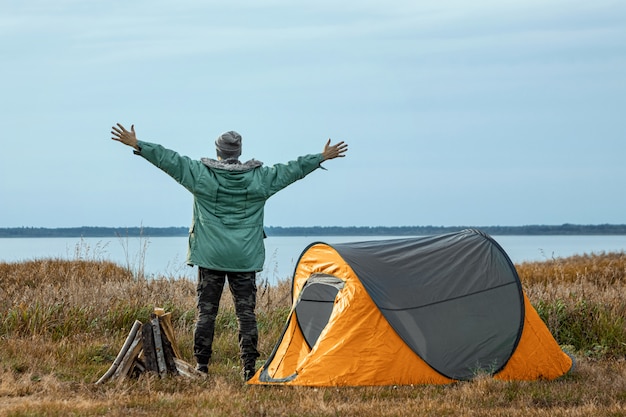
(248, 229, 573, 386)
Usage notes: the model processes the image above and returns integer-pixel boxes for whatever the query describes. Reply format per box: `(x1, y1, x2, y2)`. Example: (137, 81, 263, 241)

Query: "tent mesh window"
(295, 274, 345, 349)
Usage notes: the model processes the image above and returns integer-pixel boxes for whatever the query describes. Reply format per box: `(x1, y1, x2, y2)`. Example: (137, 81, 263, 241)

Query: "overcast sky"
(1, 0, 625, 228)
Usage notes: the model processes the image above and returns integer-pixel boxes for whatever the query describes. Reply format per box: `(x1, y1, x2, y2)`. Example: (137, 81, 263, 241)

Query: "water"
(0, 235, 624, 283)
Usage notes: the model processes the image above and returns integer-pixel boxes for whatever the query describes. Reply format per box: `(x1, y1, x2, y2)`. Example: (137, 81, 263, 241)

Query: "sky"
(1, 0, 625, 228)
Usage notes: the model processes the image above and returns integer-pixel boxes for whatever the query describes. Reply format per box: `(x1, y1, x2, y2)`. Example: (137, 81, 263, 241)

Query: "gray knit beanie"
(215, 131, 242, 160)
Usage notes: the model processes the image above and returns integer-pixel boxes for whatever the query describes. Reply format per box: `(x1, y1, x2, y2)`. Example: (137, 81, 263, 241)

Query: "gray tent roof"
(310, 229, 525, 380)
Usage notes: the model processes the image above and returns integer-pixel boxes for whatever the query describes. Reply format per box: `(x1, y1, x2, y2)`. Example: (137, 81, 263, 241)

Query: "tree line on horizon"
(1, 224, 626, 238)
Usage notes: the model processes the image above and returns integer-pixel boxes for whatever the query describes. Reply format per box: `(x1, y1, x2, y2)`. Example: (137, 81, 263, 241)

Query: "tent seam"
(378, 281, 519, 312)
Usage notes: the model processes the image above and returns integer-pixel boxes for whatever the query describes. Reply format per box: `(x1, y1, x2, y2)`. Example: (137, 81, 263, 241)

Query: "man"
(110, 123, 348, 380)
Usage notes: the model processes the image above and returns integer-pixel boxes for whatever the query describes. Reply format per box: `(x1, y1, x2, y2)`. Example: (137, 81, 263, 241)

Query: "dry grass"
(1, 252, 625, 416)
(516, 252, 626, 358)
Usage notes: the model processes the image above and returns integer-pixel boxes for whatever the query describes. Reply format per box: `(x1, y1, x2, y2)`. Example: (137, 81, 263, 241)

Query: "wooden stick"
(113, 327, 144, 382)
(95, 320, 142, 385)
(174, 358, 204, 379)
(159, 313, 182, 359)
(151, 316, 168, 377)
(141, 321, 158, 373)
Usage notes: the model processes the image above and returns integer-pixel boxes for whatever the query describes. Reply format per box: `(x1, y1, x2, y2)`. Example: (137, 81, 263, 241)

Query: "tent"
(248, 229, 573, 386)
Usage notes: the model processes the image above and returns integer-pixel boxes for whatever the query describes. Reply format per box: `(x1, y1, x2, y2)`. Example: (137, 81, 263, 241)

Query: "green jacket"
(136, 140, 324, 272)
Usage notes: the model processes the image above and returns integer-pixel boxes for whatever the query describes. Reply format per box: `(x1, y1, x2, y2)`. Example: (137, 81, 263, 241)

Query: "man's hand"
(111, 123, 140, 150)
(322, 139, 348, 161)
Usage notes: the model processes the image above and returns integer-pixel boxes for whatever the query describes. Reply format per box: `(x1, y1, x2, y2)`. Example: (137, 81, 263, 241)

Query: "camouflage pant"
(194, 267, 259, 367)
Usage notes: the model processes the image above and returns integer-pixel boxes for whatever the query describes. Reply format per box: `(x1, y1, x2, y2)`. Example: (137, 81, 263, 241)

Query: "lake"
(1, 235, 625, 283)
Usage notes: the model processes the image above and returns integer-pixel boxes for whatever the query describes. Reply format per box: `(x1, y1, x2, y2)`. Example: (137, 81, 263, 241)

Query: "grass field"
(1, 251, 625, 416)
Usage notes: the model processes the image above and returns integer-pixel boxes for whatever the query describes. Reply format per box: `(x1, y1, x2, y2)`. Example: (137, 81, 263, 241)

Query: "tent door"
(295, 274, 345, 349)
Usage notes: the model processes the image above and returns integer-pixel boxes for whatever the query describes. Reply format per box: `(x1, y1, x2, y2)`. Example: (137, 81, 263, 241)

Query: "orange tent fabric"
(495, 294, 573, 381)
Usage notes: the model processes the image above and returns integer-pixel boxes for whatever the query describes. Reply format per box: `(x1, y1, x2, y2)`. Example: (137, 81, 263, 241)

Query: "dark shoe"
(196, 364, 208, 374)
(243, 366, 255, 381)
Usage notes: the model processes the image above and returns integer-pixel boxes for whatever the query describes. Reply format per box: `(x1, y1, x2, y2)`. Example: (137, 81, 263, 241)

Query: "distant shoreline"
(1, 224, 626, 238)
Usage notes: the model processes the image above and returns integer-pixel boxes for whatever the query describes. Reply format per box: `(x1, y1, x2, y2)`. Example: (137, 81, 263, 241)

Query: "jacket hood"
(200, 158, 263, 172)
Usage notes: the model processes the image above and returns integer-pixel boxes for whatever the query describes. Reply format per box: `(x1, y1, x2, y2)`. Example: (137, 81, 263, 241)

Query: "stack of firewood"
(96, 308, 201, 384)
